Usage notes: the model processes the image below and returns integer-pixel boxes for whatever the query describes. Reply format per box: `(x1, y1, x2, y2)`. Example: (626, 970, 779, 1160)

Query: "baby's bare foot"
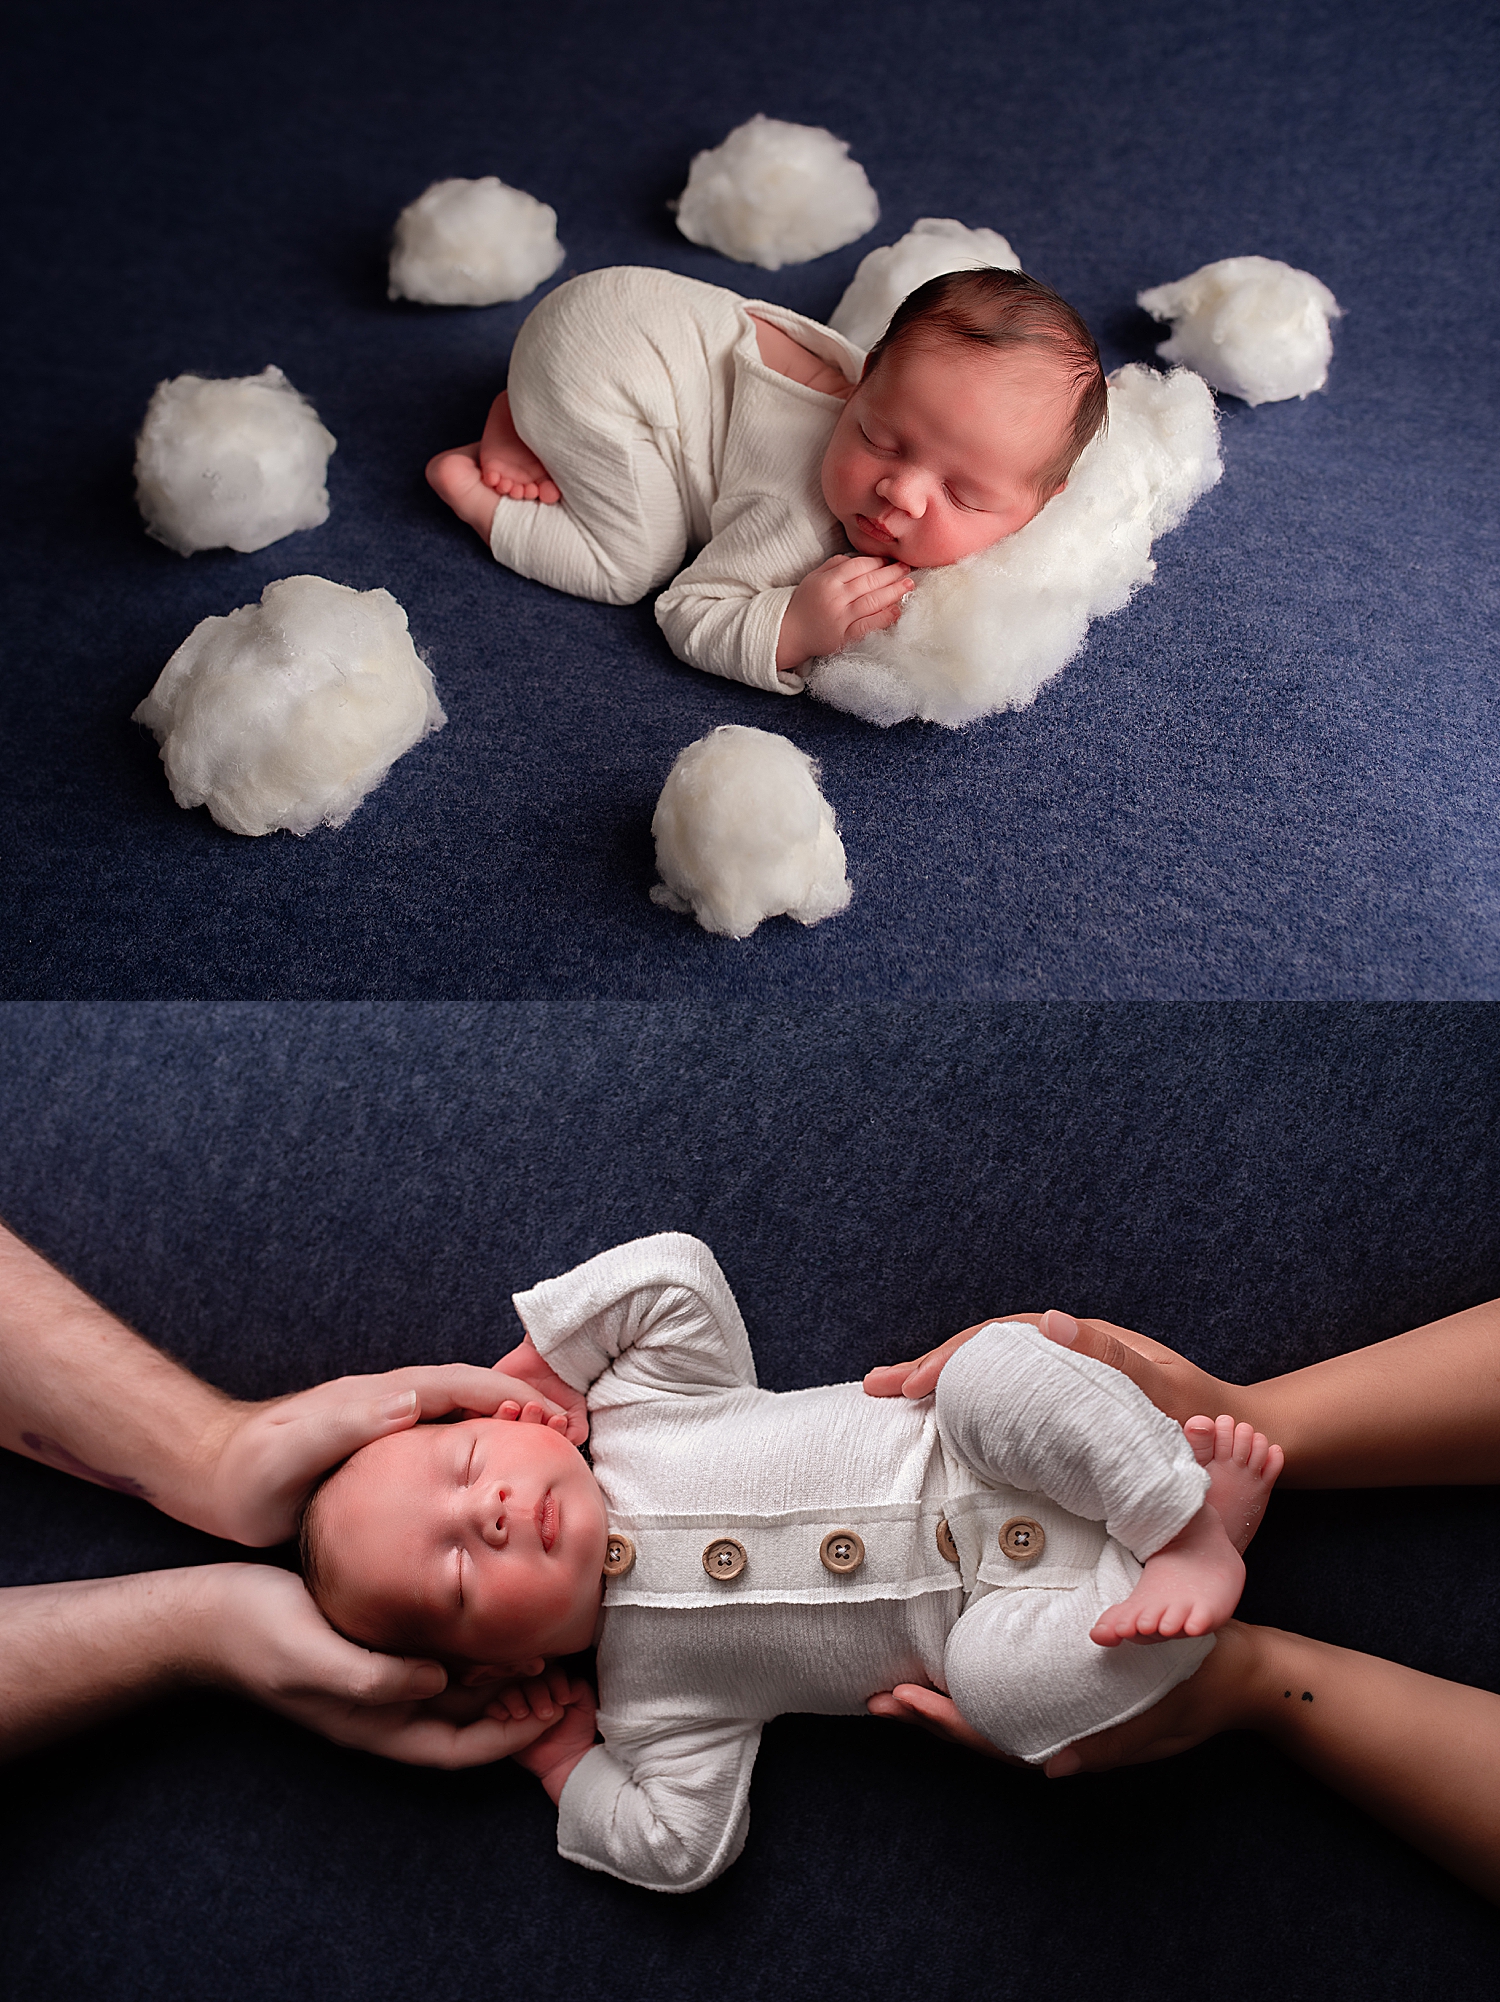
(1089, 1503, 1246, 1648)
(479, 389, 561, 503)
(1184, 1414, 1284, 1553)
(425, 443, 502, 544)
(1089, 1417, 1282, 1648)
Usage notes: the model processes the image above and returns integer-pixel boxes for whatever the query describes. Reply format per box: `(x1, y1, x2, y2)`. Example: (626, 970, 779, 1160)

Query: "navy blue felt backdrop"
(0, 1004, 1497, 1996)
(2, 0, 1496, 998)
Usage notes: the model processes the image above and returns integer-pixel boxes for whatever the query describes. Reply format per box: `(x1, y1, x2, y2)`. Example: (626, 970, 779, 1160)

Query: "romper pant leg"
(491, 268, 745, 607)
(936, 1322, 1214, 1763)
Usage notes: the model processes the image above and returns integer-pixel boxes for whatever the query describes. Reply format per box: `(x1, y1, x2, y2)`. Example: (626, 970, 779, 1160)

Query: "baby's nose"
(875, 474, 922, 515)
(478, 1491, 509, 1548)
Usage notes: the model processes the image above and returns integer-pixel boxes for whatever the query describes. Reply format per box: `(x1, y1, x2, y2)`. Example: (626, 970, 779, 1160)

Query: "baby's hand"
(506, 1676, 599, 1803)
(491, 1337, 589, 1445)
(776, 554, 915, 674)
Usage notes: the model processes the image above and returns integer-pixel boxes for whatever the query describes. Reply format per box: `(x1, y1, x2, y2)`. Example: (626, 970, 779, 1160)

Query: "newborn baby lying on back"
(426, 267, 1108, 694)
(300, 1235, 1281, 1893)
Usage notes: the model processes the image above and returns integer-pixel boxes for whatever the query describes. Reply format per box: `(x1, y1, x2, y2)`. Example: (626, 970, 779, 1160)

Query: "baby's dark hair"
(297, 1466, 341, 1618)
(863, 268, 1108, 498)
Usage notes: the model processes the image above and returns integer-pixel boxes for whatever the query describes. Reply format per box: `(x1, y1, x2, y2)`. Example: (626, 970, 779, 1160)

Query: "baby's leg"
(942, 1539, 1215, 1764)
(469, 267, 743, 607)
(1089, 1417, 1283, 1646)
(935, 1320, 1212, 1564)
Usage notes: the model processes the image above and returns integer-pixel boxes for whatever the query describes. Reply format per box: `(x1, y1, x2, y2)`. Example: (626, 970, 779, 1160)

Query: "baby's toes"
(1183, 1415, 1217, 1464)
(1231, 1421, 1256, 1467)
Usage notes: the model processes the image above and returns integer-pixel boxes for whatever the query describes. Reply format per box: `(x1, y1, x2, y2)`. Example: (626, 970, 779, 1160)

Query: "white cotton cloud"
(650, 726, 852, 939)
(387, 176, 565, 307)
(806, 364, 1221, 728)
(673, 115, 879, 271)
(829, 217, 1022, 351)
(1137, 256, 1341, 406)
(133, 575, 446, 837)
(134, 367, 336, 557)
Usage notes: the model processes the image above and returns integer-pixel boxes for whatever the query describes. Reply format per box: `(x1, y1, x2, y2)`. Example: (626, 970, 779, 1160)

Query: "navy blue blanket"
(3, 0, 1496, 998)
(1, 1005, 1497, 1995)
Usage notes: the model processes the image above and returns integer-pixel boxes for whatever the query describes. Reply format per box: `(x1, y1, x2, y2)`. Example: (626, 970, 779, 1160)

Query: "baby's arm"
(776, 553, 915, 674)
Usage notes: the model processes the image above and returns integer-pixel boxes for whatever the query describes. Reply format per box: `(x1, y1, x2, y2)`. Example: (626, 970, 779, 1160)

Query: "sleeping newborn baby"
(426, 267, 1107, 694)
(300, 1235, 1281, 1893)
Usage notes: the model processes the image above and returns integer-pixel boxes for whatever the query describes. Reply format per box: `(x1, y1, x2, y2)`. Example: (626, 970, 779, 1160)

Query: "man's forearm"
(0, 1219, 237, 1527)
(0, 1570, 215, 1759)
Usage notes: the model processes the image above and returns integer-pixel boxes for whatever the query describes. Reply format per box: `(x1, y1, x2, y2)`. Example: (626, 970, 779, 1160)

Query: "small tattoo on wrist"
(21, 1432, 150, 1498)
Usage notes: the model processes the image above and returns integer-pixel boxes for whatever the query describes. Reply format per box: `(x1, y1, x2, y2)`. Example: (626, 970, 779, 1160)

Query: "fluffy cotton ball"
(1137, 256, 1341, 406)
(650, 726, 852, 939)
(829, 217, 1022, 350)
(674, 115, 879, 271)
(134, 367, 336, 557)
(133, 575, 446, 837)
(387, 176, 565, 307)
(807, 364, 1221, 728)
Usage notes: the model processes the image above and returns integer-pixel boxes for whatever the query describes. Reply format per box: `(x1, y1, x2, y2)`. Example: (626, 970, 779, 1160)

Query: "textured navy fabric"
(2, 0, 1496, 998)
(0, 1004, 1497, 1995)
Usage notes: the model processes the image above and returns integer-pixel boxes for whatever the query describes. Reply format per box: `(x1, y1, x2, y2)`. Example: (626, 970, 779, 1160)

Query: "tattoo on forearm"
(20, 1432, 151, 1498)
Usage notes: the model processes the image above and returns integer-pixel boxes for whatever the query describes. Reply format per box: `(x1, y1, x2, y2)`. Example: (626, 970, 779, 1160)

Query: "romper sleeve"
(511, 1231, 757, 1405)
(653, 497, 810, 696)
(556, 1717, 763, 1893)
(654, 341, 850, 697)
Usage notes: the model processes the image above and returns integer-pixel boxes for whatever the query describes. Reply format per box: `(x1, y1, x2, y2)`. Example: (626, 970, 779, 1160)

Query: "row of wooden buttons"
(600, 1516, 1046, 1580)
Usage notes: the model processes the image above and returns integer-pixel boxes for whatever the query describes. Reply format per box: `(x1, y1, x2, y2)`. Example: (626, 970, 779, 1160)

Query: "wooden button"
(602, 1533, 635, 1577)
(819, 1529, 865, 1574)
(702, 1536, 748, 1581)
(998, 1517, 1045, 1562)
(935, 1517, 960, 1565)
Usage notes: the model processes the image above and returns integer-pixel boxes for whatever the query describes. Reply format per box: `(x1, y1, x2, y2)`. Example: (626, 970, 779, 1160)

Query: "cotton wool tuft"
(650, 726, 852, 939)
(134, 367, 336, 556)
(133, 575, 447, 837)
(388, 177, 565, 307)
(829, 217, 1022, 350)
(674, 115, 878, 271)
(806, 364, 1222, 728)
(1137, 256, 1341, 406)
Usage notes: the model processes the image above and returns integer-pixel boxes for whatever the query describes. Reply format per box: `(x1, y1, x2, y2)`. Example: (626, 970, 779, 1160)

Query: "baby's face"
(314, 1416, 609, 1670)
(820, 341, 1077, 568)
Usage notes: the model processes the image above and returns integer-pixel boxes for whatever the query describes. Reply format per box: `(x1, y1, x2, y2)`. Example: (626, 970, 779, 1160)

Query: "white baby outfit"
(490, 266, 862, 695)
(514, 1233, 1214, 1895)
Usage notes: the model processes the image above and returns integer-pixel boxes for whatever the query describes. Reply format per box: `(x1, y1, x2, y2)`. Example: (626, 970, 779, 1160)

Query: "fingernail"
(1045, 1750, 1081, 1777)
(380, 1389, 419, 1420)
(411, 1664, 446, 1697)
(1043, 1311, 1078, 1347)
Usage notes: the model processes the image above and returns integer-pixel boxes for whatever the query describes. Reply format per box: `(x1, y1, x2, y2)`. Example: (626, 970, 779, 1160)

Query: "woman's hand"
(862, 1313, 1049, 1401)
(867, 1684, 1023, 1763)
(203, 1363, 578, 1547)
(201, 1565, 566, 1767)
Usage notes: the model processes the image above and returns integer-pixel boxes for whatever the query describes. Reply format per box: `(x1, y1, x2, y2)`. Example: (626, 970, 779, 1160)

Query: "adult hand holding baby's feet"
(204, 1361, 579, 1546)
(776, 553, 915, 674)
